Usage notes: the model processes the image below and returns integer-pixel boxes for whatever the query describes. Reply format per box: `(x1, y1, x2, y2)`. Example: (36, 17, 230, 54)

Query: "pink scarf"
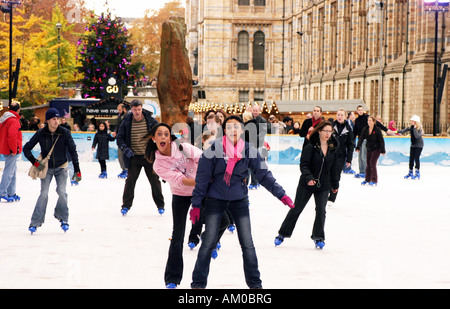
(223, 135, 245, 186)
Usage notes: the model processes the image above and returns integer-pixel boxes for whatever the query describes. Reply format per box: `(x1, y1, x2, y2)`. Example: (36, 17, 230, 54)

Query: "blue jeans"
(191, 197, 262, 289)
(0, 154, 17, 196)
(358, 139, 367, 174)
(30, 167, 69, 227)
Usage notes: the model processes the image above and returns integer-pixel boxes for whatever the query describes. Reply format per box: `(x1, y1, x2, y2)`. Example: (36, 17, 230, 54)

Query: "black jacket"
(92, 129, 115, 160)
(116, 109, 158, 167)
(23, 125, 80, 173)
(299, 133, 340, 192)
(332, 120, 354, 163)
(356, 126, 386, 153)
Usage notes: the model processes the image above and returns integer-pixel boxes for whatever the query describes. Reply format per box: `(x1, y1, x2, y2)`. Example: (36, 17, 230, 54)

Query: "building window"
(254, 91, 264, 101)
(238, 0, 250, 5)
(254, 0, 266, 6)
(239, 90, 249, 102)
(253, 31, 265, 71)
(238, 31, 249, 70)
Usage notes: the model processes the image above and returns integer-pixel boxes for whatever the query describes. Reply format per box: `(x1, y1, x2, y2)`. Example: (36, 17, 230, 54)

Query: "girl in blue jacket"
(189, 115, 294, 289)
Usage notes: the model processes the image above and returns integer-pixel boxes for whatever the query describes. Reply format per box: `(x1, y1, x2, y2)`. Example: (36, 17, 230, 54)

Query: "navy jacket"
(23, 125, 80, 173)
(116, 109, 158, 167)
(192, 138, 286, 208)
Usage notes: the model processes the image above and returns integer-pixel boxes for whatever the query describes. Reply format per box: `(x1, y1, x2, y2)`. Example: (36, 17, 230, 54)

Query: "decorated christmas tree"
(77, 12, 143, 99)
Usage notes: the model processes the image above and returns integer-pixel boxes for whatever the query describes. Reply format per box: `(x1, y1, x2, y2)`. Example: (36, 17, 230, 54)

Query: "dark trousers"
(328, 156, 346, 202)
(278, 184, 329, 241)
(165, 195, 192, 285)
(365, 149, 381, 183)
(99, 159, 106, 172)
(409, 147, 423, 171)
(188, 199, 230, 245)
(122, 155, 164, 209)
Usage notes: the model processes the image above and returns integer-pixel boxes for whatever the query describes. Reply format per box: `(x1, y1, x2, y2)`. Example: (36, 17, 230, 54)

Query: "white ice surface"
(0, 161, 449, 289)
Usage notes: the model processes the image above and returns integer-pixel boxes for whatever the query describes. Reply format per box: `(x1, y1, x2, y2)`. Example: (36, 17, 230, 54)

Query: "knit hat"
(45, 108, 60, 121)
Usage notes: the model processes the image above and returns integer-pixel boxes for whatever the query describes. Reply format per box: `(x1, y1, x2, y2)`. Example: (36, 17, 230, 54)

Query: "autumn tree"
(128, 0, 185, 80)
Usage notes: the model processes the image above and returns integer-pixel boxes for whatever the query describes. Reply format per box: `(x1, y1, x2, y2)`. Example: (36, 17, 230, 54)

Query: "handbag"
(28, 136, 60, 180)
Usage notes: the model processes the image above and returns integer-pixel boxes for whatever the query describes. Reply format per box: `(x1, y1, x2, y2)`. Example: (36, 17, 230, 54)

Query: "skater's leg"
(142, 157, 165, 209)
(30, 170, 54, 227)
(311, 190, 329, 241)
(122, 156, 142, 208)
(164, 195, 191, 285)
(53, 168, 69, 222)
(278, 184, 313, 238)
(191, 198, 225, 289)
(229, 198, 262, 289)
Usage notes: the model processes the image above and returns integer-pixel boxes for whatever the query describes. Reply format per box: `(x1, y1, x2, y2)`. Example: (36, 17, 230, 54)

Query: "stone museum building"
(185, 0, 450, 133)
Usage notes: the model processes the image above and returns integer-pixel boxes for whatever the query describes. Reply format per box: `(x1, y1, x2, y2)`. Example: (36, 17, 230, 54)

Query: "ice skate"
(369, 182, 377, 187)
(0, 195, 14, 202)
(354, 173, 365, 179)
(60, 220, 69, 233)
(166, 283, 177, 289)
(28, 226, 37, 234)
(121, 207, 129, 216)
(314, 240, 325, 249)
(274, 235, 284, 246)
(158, 207, 165, 215)
(188, 242, 197, 250)
(361, 180, 369, 185)
(98, 171, 107, 179)
(412, 170, 420, 180)
(404, 170, 413, 179)
(227, 224, 236, 232)
(118, 170, 127, 179)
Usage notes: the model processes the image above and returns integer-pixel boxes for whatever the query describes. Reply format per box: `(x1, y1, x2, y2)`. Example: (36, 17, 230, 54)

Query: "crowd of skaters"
(0, 99, 424, 289)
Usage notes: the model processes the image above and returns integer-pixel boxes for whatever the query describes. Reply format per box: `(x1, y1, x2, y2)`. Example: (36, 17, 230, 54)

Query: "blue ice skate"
(121, 207, 129, 216)
(314, 240, 325, 249)
(361, 180, 369, 185)
(0, 195, 14, 202)
(98, 171, 107, 179)
(228, 224, 236, 233)
(412, 170, 420, 180)
(71, 180, 79, 186)
(8, 194, 20, 201)
(166, 283, 177, 289)
(29, 226, 37, 234)
(404, 170, 413, 179)
(188, 242, 197, 250)
(158, 208, 165, 215)
(60, 220, 69, 233)
(369, 182, 377, 187)
(354, 173, 365, 179)
(249, 184, 258, 190)
(274, 235, 284, 246)
(118, 170, 128, 179)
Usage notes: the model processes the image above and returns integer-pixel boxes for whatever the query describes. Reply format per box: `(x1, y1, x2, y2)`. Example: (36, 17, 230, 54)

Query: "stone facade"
(186, 0, 450, 133)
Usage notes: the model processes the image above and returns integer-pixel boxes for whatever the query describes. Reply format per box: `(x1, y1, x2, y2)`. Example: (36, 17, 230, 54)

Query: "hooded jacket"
(0, 110, 22, 155)
(299, 132, 340, 192)
(153, 141, 203, 197)
(191, 138, 286, 208)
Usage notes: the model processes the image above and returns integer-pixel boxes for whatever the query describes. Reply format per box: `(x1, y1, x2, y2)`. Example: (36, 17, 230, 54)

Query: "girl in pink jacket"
(145, 123, 203, 289)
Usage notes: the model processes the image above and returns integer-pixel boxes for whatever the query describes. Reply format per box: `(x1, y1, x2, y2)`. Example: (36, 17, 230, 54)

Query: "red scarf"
(307, 117, 322, 139)
(223, 135, 245, 186)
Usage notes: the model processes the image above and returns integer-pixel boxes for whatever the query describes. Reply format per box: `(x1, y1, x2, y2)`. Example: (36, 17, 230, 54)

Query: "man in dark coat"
(116, 99, 164, 215)
(299, 106, 323, 148)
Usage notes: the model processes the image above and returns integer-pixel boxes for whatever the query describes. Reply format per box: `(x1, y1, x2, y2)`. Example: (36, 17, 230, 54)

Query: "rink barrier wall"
(5, 132, 450, 166)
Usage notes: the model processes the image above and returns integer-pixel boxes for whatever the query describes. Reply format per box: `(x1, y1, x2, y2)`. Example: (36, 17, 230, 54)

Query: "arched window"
(237, 31, 249, 70)
(253, 31, 265, 71)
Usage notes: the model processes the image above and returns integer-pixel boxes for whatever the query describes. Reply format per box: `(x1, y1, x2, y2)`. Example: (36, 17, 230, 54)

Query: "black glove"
(123, 147, 134, 158)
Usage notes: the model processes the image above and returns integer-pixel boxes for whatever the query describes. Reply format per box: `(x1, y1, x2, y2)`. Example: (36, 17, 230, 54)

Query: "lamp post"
(232, 58, 238, 103)
(424, 0, 448, 136)
(56, 22, 62, 82)
(259, 42, 267, 102)
(1, 0, 22, 108)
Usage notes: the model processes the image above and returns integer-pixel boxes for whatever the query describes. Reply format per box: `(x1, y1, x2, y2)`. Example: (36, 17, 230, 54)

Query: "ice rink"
(0, 161, 449, 289)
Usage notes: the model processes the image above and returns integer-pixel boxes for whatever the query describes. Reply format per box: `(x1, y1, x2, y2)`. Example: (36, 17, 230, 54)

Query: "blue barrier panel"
(265, 135, 450, 166)
(3, 132, 450, 166)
